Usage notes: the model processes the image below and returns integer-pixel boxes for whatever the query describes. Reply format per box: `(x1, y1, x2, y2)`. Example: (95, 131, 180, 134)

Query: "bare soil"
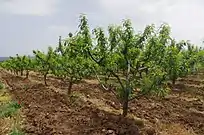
(0, 70, 203, 135)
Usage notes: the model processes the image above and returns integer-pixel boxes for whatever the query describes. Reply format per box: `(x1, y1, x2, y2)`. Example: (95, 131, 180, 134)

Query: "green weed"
(0, 101, 21, 118)
(10, 128, 24, 135)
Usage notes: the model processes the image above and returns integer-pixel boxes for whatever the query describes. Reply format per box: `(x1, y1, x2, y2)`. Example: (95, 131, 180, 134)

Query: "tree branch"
(87, 49, 104, 64)
(93, 69, 117, 97)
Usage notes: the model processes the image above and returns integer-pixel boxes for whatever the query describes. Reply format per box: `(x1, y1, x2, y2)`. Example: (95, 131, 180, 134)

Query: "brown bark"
(44, 73, 48, 86)
(67, 77, 73, 95)
(26, 70, 29, 79)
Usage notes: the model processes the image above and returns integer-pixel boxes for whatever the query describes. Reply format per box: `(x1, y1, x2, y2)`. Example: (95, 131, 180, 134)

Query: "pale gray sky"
(1, 0, 204, 56)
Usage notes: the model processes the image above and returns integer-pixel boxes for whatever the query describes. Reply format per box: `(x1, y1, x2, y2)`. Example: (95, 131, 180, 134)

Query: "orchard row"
(1, 15, 204, 116)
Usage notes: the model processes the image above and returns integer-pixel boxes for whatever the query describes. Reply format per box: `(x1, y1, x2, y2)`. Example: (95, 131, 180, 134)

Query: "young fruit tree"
(52, 34, 93, 95)
(33, 47, 56, 86)
(77, 15, 169, 117)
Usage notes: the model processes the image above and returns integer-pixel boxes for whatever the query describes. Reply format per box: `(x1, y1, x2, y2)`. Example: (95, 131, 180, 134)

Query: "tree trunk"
(68, 77, 73, 95)
(21, 70, 23, 76)
(44, 73, 48, 86)
(122, 58, 131, 117)
(172, 79, 176, 85)
(139, 72, 142, 78)
(122, 88, 129, 117)
(26, 70, 29, 79)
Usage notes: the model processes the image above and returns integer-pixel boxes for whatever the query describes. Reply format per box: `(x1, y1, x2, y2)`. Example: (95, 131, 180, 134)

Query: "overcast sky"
(1, 0, 204, 56)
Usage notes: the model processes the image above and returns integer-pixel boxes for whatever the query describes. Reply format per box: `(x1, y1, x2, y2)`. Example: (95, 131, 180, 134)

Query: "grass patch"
(0, 101, 21, 118)
(0, 86, 23, 135)
(10, 128, 24, 135)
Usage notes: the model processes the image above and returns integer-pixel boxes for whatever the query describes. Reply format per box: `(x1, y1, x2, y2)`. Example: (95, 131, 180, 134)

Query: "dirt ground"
(0, 70, 203, 135)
